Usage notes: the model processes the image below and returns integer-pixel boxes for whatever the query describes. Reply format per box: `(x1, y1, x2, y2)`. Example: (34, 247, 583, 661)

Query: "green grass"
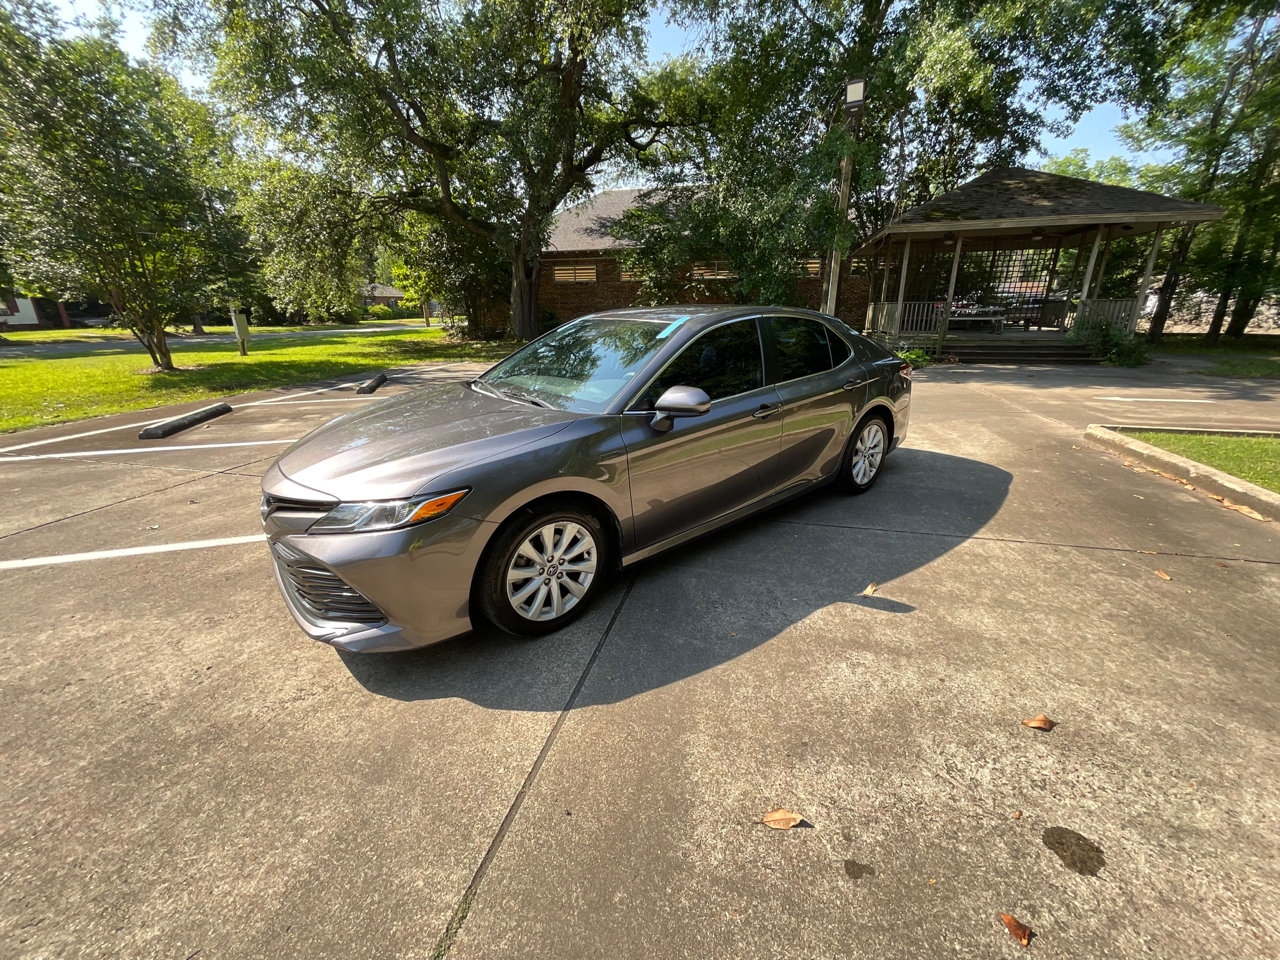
(1126, 431, 1280, 494)
(0, 328, 517, 433)
(0, 317, 419, 344)
(1151, 333, 1280, 354)
(0, 327, 133, 343)
(1150, 333, 1280, 379)
(1194, 356, 1280, 378)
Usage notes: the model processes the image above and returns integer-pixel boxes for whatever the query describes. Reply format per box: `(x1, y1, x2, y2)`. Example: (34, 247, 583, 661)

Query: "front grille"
(272, 542, 386, 626)
(261, 493, 334, 520)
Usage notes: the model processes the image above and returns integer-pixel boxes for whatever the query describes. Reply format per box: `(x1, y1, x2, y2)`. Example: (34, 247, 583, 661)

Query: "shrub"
(897, 347, 931, 368)
(1069, 313, 1149, 367)
(365, 304, 394, 321)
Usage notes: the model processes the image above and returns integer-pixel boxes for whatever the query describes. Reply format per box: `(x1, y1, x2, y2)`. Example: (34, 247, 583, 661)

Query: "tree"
(390, 213, 512, 336)
(0, 5, 248, 369)
(160, 0, 706, 339)
(234, 158, 372, 322)
(1121, 6, 1280, 343)
(613, 0, 1185, 306)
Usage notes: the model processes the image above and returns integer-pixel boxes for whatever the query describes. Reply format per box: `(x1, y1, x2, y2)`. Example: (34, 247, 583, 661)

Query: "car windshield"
(478, 316, 669, 413)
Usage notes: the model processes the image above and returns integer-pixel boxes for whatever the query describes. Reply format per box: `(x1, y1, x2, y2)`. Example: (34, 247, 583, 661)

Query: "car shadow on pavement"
(339, 448, 1011, 711)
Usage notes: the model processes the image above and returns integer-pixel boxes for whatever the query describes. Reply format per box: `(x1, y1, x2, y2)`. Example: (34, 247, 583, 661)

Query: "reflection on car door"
(619, 317, 783, 551)
(766, 315, 863, 487)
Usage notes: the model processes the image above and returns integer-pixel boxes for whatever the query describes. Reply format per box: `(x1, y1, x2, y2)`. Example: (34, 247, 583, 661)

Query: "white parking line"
(244, 384, 356, 406)
(0, 416, 170, 454)
(0, 439, 298, 462)
(1093, 396, 1215, 403)
(0, 534, 267, 570)
(246, 398, 371, 405)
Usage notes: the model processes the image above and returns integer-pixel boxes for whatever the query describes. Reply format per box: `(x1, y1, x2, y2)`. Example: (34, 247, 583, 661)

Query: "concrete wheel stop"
(138, 403, 234, 440)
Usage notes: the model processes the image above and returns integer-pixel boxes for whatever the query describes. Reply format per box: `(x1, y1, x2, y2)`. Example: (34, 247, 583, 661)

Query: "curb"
(138, 403, 234, 440)
(1085, 424, 1278, 521)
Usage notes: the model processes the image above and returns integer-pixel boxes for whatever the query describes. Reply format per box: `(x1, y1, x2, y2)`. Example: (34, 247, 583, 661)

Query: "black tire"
(838, 412, 891, 495)
(476, 506, 610, 636)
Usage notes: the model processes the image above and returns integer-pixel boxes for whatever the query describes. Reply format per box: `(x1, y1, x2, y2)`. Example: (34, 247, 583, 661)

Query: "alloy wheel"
(505, 520, 598, 622)
(850, 420, 886, 486)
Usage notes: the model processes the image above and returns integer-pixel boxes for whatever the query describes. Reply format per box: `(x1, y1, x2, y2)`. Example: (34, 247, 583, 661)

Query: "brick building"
(537, 189, 870, 329)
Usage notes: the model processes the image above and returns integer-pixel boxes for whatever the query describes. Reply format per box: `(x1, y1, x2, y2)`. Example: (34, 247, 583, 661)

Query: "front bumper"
(265, 508, 495, 654)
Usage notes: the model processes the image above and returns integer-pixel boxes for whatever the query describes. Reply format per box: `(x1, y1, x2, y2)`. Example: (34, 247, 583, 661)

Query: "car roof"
(580, 304, 840, 336)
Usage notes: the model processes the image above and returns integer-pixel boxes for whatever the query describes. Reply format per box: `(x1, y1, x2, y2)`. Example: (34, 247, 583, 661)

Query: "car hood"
(274, 381, 578, 501)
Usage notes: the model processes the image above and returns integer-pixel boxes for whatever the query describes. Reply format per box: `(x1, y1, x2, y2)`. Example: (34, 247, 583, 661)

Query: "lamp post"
(822, 79, 866, 317)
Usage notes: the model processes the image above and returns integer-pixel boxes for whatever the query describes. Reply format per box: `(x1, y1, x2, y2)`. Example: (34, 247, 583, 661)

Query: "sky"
(56, 0, 1157, 167)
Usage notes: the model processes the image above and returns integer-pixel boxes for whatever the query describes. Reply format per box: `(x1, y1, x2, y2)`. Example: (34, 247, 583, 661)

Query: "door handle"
(843, 377, 874, 391)
(752, 403, 782, 419)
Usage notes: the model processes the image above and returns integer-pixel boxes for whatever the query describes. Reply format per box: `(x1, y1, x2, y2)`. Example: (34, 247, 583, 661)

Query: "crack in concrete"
(428, 579, 636, 960)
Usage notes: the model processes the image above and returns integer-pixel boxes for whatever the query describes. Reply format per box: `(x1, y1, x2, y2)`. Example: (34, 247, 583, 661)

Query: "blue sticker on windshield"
(655, 315, 691, 339)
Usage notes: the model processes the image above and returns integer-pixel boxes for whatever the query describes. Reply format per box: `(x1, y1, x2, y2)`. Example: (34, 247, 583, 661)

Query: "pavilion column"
(1091, 229, 1114, 301)
(1130, 223, 1164, 332)
(936, 235, 964, 352)
(892, 236, 911, 339)
(1075, 227, 1103, 325)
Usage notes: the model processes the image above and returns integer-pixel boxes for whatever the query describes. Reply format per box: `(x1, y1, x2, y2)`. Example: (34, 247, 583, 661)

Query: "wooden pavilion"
(853, 168, 1224, 353)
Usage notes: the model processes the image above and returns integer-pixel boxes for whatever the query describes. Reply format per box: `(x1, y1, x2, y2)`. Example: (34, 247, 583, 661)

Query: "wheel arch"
(468, 488, 625, 624)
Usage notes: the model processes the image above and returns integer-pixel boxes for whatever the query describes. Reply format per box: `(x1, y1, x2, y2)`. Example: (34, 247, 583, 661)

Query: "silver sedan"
(261, 306, 912, 652)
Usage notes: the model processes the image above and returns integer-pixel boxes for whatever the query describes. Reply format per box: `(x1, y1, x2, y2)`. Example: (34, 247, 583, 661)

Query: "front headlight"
(309, 489, 469, 534)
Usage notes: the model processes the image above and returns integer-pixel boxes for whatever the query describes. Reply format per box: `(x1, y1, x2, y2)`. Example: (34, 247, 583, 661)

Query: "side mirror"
(650, 385, 711, 432)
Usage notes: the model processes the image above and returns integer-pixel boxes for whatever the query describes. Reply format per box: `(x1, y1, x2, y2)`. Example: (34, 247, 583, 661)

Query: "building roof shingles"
(547, 189, 645, 252)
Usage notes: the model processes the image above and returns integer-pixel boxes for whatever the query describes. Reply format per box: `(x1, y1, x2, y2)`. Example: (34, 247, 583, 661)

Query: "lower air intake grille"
(272, 542, 385, 625)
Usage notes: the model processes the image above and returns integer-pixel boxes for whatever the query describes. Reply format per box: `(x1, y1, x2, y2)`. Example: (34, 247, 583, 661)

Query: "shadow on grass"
(141, 334, 518, 396)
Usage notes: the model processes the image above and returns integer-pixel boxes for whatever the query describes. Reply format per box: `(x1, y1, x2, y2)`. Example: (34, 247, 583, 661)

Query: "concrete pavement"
(1, 362, 1277, 959)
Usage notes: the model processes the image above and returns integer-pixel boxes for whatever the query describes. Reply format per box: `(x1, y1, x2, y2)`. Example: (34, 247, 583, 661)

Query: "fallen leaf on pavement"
(1021, 714, 1057, 732)
(1000, 913, 1033, 947)
(1223, 501, 1270, 521)
(1155, 570, 1172, 581)
(1216, 562, 1229, 568)
(760, 808, 804, 830)
(1011, 810, 1023, 820)
(861, 582, 878, 597)
(1138, 550, 1156, 555)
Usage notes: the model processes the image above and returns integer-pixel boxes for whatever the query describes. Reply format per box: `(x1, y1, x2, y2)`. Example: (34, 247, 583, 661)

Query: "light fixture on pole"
(822, 79, 867, 316)
(844, 79, 866, 119)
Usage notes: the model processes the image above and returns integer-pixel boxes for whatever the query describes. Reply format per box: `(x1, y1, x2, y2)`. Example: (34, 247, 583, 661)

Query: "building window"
(797, 258, 822, 278)
(690, 261, 738, 280)
(552, 262, 598, 283)
(618, 265, 639, 281)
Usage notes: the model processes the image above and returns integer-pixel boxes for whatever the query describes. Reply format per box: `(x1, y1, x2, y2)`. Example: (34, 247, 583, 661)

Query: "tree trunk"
(1204, 285, 1233, 344)
(1146, 226, 1194, 344)
(132, 317, 175, 371)
(509, 241, 541, 341)
(1224, 294, 1259, 338)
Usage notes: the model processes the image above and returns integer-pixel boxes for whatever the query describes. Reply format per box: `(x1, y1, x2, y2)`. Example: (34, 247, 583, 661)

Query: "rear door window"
(770, 316, 848, 381)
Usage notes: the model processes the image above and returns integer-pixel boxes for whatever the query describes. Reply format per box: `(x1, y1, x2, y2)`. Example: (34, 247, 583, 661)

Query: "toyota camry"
(260, 305, 912, 652)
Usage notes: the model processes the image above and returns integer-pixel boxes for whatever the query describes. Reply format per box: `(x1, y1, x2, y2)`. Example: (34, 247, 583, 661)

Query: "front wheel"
(477, 508, 609, 636)
(839, 413, 890, 495)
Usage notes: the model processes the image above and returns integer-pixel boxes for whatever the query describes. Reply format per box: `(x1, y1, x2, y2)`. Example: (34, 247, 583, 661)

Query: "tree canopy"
(0, 4, 248, 368)
(158, 0, 708, 338)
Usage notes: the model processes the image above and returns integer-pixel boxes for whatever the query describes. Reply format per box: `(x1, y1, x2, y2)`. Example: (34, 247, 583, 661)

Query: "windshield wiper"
(473, 378, 553, 408)
(498, 389, 552, 408)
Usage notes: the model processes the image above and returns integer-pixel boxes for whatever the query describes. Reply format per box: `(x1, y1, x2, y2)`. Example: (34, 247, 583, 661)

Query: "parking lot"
(2, 359, 1278, 959)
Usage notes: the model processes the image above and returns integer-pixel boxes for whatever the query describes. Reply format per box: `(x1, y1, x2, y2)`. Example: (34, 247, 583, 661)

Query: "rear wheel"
(840, 413, 890, 494)
(477, 507, 609, 636)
